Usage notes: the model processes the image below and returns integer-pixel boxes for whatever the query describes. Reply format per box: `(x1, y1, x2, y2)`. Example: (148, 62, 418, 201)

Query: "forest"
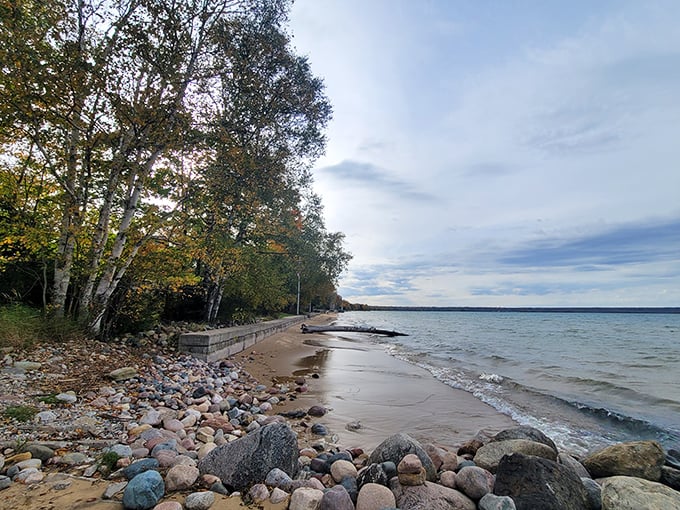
(0, 0, 351, 338)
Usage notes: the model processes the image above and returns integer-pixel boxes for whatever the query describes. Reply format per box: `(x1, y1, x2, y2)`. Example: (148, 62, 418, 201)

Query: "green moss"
(3, 405, 37, 422)
(100, 451, 121, 471)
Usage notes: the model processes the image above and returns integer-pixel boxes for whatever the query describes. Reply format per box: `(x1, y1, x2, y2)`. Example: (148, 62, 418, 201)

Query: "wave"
(383, 345, 680, 454)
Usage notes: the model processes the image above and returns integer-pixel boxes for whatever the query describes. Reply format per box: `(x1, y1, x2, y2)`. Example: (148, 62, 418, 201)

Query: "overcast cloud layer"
(289, 0, 680, 307)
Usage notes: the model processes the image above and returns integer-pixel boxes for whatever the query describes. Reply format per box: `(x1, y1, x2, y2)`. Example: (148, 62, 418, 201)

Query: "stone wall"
(178, 316, 309, 362)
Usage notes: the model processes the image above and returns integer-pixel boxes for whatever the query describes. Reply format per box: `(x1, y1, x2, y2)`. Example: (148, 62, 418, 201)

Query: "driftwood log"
(300, 324, 408, 337)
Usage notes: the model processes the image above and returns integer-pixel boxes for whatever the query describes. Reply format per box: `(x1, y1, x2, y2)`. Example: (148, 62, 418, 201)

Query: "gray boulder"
(492, 426, 557, 453)
(198, 422, 298, 491)
(494, 452, 589, 510)
(122, 470, 165, 510)
(474, 439, 557, 473)
(369, 433, 437, 482)
(600, 475, 680, 509)
(583, 440, 665, 481)
(390, 479, 476, 510)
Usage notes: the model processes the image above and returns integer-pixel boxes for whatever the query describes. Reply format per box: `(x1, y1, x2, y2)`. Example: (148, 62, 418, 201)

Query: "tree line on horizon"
(0, 0, 351, 338)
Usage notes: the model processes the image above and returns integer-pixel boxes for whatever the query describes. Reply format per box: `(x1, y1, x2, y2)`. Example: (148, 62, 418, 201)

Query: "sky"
(288, 0, 680, 307)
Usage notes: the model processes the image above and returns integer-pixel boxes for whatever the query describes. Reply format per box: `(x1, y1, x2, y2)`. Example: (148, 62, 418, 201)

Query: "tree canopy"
(0, 0, 350, 335)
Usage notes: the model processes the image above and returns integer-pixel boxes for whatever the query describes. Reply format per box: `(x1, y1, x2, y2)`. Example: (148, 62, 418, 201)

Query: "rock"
(581, 477, 602, 510)
(441, 451, 459, 472)
(357, 462, 390, 488)
(398, 453, 423, 474)
(458, 439, 484, 457)
(368, 433, 437, 482)
(390, 479, 476, 510)
(270, 487, 290, 504)
(455, 466, 495, 500)
(331, 459, 358, 482)
(424, 444, 445, 471)
(123, 458, 160, 480)
(311, 423, 328, 435)
(558, 453, 591, 479)
(356, 482, 396, 510)
(55, 392, 77, 404)
(289, 487, 324, 510)
(319, 484, 354, 510)
(16, 459, 42, 470)
(265, 467, 294, 491)
(249, 483, 270, 503)
(492, 426, 557, 453)
(0, 475, 11, 490)
(198, 422, 298, 491)
(661, 465, 680, 491)
(474, 439, 558, 473)
(154, 502, 183, 510)
(439, 470, 456, 488)
(24, 445, 55, 462)
(398, 467, 427, 486)
(308, 405, 327, 417)
(493, 452, 589, 510)
(600, 475, 680, 509)
(15, 468, 44, 484)
(103, 481, 128, 499)
(184, 490, 216, 510)
(165, 464, 199, 491)
(35, 410, 57, 423)
(479, 493, 517, 510)
(583, 440, 665, 481)
(108, 366, 138, 381)
(340, 475, 358, 504)
(59, 452, 89, 466)
(122, 470, 165, 510)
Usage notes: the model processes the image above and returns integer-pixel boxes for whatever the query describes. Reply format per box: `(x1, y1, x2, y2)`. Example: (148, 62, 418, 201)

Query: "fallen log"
(300, 324, 408, 337)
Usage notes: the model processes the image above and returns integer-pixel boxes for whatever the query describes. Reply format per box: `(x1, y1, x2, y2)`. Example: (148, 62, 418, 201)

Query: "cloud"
(499, 218, 680, 268)
(317, 160, 437, 201)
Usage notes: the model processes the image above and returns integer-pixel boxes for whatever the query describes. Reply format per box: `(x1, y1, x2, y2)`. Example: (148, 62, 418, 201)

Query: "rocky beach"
(1, 314, 679, 509)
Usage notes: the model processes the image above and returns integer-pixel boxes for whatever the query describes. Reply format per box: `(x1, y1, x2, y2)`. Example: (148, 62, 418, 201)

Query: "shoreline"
(239, 313, 517, 451)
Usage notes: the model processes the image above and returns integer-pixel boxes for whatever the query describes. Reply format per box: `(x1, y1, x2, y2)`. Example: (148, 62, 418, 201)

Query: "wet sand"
(240, 314, 517, 451)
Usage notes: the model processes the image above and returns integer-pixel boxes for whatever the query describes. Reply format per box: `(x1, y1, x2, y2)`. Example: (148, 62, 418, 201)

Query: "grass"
(3, 405, 37, 422)
(0, 303, 84, 349)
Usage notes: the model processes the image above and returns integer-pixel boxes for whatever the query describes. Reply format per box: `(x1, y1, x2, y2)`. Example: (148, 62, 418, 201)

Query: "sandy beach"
(239, 313, 517, 451)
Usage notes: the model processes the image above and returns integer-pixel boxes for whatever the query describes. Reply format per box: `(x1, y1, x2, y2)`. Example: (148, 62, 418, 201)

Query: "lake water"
(334, 310, 680, 454)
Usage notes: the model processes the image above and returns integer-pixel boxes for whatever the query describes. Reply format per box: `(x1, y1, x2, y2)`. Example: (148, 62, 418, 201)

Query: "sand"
(238, 313, 516, 451)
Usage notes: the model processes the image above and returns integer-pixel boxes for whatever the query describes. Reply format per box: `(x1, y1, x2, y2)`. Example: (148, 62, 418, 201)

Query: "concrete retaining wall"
(178, 316, 309, 362)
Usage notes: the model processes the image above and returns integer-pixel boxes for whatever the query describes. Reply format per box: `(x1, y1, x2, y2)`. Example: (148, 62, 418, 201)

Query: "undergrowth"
(0, 304, 84, 349)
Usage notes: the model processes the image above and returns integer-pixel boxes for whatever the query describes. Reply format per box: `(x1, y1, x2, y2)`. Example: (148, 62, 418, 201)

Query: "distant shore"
(352, 306, 680, 314)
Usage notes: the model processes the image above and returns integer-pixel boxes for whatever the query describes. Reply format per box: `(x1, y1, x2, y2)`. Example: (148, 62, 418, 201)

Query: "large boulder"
(198, 422, 298, 491)
(368, 433, 437, 481)
(390, 479, 476, 510)
(492, 426, 557, 453)
(494, 452, 589, 510)
(600, 475, 680, 509)
(356, 483, 396, 510)
(583, 441, 665, 481)
(474, 439, 557, 473)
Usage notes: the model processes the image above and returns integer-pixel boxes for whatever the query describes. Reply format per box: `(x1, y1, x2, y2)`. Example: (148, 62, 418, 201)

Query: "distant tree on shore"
(0, 0, 350, 336)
